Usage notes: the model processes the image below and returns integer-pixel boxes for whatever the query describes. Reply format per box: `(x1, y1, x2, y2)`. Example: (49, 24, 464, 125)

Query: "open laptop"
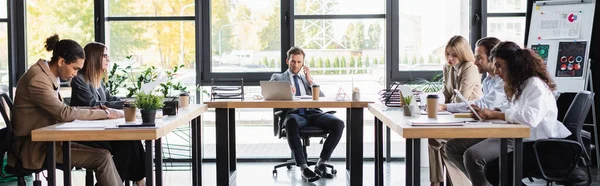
(260, 81, 293, 100)
(453, 89, 483, 121)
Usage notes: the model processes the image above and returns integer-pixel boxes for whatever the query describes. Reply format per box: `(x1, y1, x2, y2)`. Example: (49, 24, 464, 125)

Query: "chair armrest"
(533, 139, 583, 181)
(325, 111, 336, 114)
(274, 110, 284, 116)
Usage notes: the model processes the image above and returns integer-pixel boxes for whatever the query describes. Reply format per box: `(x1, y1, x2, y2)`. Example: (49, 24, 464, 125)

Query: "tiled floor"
(2, 162, 598, 186)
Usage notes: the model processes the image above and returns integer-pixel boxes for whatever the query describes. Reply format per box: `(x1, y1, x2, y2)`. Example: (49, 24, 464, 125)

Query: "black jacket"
(69, 73, 124, 109)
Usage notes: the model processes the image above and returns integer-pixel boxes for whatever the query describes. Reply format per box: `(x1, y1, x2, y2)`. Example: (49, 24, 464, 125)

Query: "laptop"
(453, 89, 483, 121)
(260, 81, 293, 100)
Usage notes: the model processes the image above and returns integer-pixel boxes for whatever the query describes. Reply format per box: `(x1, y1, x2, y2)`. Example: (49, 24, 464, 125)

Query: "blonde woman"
(429, 35, 483, 186)
(70, 42, 146, 186)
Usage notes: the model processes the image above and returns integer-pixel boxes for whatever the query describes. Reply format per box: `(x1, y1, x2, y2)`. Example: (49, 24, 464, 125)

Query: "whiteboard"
(526, 0, 596, 93)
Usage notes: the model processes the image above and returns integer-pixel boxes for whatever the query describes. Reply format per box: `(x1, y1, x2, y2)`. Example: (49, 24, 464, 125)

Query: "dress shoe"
(314, 164, 334, 178)
(301, 168, 321, 182)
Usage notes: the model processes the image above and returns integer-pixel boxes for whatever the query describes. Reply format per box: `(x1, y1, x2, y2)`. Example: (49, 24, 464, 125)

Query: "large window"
(398, 0, 470, 72)
(105, 0, 197, 161)
(486, 0, 527, 47)
(26, 0, 94, 67)
(105, 0, 196, 96)
(294, 0, 387, 158)
(210, 0, 281, 73)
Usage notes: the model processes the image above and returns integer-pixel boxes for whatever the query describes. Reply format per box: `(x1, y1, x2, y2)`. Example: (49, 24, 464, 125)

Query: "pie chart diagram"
(568, 14, 577, 22)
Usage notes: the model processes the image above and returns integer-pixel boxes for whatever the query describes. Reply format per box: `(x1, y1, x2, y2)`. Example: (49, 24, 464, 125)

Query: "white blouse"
(504, 77, 571, 141)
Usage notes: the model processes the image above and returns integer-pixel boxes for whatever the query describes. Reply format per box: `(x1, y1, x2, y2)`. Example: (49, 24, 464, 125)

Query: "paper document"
(407, 118, 470, 126)
(421, 110, 452, 115)
(56, 119, 125, 129)
(140, 77, 167, 93)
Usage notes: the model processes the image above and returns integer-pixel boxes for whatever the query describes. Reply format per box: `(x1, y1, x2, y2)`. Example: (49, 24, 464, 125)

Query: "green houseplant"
(159, 64, 187, 99)
(126, 66, 158, 98)
(134, 92, 164, 125)
(402, 95, 413, 116)
(105, 62, 131, 95)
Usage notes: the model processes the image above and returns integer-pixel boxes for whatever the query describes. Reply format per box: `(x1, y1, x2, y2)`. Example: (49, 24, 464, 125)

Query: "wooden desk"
(368, 104, 530, 186)
(31, 104, 207, 186)
(206, 99, 371, 186)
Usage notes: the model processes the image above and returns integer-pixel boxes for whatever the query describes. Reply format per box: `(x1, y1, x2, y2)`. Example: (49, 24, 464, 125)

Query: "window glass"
(398, 0, 470, 71)
(26, 0, 94, 67)
(210, 0, 281, 73)
(108, 0, 195, 16)
(488, 0, 527, 13)
(295, 0, 384, 15)
(487, 17, 526, 47)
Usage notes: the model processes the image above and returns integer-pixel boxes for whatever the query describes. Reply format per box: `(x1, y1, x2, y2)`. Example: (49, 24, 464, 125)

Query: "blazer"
(442, 61, 483, 103)
(8, 59, 108, 170)
(70, 73, 124, 109)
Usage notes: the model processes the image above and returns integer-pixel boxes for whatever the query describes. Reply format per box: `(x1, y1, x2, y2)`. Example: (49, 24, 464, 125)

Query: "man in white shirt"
(269, 46, 344, 182)
(429, 37, 504, 186)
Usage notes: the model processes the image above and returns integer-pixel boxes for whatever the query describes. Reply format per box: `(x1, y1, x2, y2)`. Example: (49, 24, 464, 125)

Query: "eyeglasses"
(103, 54, 110, 60)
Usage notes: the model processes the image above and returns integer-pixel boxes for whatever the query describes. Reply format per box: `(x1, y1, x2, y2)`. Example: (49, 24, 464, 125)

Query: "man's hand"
(107, 109, 124, 119)
(303, 66, 314, 85)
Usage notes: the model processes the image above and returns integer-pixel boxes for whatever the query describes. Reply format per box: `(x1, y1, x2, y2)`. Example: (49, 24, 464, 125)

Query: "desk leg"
(406, 138, 414, 186)
(513, 138, 523, 186)
(145, 140, 154, 186)
(346, 108, 351, 171)
(216, 108, 231, 186)
(46, 142, 56, 186)
(349, 108, 364, 186)
(386, 127, 391, 163)
(155, 138, 163, 186)
(85, 170, 94, 186)
(374, 117, 383, 186)
(413, 139, 421, 186)
(191, 116, 202, 186)
(62, 141, 71, 186)
(228, 109, 237, 173)
(499, 138, 508, 186)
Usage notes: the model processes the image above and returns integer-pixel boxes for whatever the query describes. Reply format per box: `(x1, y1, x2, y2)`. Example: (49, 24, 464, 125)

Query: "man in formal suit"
(269, 46, 344, 182)
(8, 35, 123, 186)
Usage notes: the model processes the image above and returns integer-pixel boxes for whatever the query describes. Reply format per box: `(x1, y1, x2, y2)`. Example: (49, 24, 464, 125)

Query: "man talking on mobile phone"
(269, 46, 344, 182)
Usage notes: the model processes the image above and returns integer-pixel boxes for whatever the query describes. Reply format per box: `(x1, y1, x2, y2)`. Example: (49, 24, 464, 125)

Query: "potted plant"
(402, 95, 413, 116)
(134, 92, 164, 125)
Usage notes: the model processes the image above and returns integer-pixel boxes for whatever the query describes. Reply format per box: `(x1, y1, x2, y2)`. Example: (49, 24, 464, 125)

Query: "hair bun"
(44, 34, 60, 52)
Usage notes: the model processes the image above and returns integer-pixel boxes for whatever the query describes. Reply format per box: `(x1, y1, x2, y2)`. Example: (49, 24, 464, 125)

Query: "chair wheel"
(33, 180, 42, 186)
(272, 169, 277, 176)
(331, 169, 337, 174)
(286, 165, 292, 170)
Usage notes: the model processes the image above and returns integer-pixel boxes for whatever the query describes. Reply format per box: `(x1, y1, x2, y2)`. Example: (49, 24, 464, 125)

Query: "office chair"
(271, 108, 338, 176)
(0, 93, 44, 186)
(532, 91, 594, 186)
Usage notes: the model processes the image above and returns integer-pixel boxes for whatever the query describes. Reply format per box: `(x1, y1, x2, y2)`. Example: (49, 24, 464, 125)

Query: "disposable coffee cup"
(179, 92, 190, 108)
(312, 84, 320, 100)
(123, 103, 137, 122)
(427, 94, 439, 119)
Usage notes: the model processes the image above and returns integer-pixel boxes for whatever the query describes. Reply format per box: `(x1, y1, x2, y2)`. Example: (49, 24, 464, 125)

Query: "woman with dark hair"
(70, 42, 146, 186)
(9, 34, 123, 185)
(460, 41, 571, 186)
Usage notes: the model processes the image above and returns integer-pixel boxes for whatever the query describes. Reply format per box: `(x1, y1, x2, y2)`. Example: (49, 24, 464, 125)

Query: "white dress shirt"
(504, 77, 571, 141)
(288, 72, 308, 96)
(446, 74, 506, 113)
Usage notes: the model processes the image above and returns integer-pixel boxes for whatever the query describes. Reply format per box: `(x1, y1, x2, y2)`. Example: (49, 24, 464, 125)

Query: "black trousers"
(283, 110, 345, 166)
(78, 140, 146, 182)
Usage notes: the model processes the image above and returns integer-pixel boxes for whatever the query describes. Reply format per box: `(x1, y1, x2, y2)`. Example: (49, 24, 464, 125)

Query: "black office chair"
(532, 91, 594, 186)
(271, 108, 338, 176)
(0, 93, 45, 186)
